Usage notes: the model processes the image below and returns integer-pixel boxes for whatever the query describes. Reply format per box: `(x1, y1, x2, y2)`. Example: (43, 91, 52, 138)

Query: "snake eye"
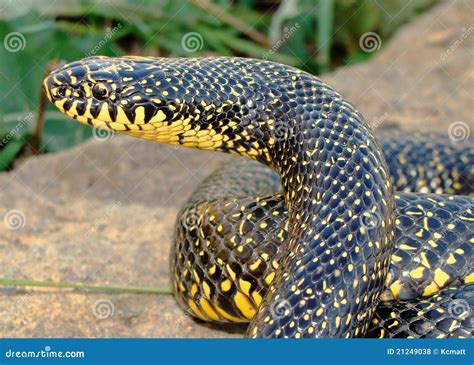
(92, 83, 110, 100)
(57, 86, 67, 98)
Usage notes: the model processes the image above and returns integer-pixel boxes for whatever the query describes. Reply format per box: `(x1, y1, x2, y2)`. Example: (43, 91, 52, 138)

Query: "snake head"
(43, 56, 294, 161)
(43, 56, 184, 135)
(44, 55, 240, 149)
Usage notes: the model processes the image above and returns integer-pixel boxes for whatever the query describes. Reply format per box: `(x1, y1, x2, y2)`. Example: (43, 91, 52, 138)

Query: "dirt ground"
(0, 0, 472, 337)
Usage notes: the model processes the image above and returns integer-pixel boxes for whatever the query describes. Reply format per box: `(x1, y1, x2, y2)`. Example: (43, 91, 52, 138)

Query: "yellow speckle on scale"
(346, 314, 352, 325)
(449, 320, 458, 332)
(433, 268, 450, 287)
(239, 279, 252, 296)
(96, 102, 111, 122)
(387, 320, 399, 329)
(446, 253, 456, 265)
(134, 105, 146, 124)
(420, 252, 431, 268)
(200, 298, 220, 321)
(202, 281, 211, 297)
(390, 281, 402, 298)
(115, 107, 130, 124)
(391, 255, 402, 263)
(410, 267, 425, 279)
(464, 272, 474, 283)
(422, 281, 439, 296)
(234, 292, 255, 320)
(188, 300, 206, 321)
(214, 303, 244, 323)
(252, 291, 262, 306)
(150, 109, 167, 123)
(249, 259, 262, 271)
(190, 284, 198, 297)
(226, 264, 237, 280)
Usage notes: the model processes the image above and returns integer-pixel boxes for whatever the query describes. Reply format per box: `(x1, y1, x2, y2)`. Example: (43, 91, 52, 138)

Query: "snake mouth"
(63, 106, 115, 132)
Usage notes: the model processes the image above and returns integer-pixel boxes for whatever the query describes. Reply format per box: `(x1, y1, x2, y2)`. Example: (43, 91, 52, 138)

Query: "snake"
(43, 56, 474, 338)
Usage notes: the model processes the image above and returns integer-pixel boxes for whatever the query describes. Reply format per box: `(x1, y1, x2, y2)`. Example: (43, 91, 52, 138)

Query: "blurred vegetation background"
(0, 0, 436, 170)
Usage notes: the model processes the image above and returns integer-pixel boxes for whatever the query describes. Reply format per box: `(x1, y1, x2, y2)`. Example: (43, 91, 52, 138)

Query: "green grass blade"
(0, 278, 173, 296)
(316, 0, 334, 72)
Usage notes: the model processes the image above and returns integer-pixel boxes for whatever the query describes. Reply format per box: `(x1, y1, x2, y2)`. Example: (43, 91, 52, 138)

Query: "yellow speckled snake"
(44, 56, 474, 338)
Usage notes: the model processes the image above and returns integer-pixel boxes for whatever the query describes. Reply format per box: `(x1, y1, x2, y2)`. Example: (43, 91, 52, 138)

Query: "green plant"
(0, 0, 436, 170)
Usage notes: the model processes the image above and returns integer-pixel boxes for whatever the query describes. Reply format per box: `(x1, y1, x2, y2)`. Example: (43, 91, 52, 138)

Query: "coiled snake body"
(44, 56, 474, 338)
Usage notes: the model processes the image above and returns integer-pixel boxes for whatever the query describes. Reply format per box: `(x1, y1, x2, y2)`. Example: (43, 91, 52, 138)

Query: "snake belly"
(43, 56, 472, 338)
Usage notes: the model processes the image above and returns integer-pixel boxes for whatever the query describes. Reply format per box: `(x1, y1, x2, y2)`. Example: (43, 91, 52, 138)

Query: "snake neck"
(244, 77, 397, 337)
(162, 59, 398, 337)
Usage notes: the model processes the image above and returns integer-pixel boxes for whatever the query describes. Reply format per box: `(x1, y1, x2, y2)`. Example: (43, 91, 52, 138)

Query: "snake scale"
(43, 56, 474, 338)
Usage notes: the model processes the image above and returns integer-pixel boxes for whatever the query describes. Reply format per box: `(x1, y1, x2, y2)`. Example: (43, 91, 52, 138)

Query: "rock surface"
(0, 0, 472, 338)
